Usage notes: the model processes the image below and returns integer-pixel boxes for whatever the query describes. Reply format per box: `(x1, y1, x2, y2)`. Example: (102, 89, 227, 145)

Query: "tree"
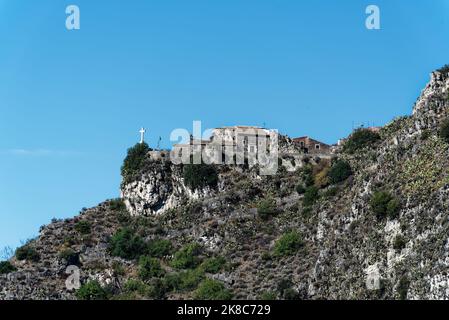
(121, 143, 151, 179)
(108, 228, 146, 260)
(274, 231, 303, 257)
(76, 281, 109, 300)
(303, 186, 319, 207)
(370, 191, 401, 219)
(0, 261, 16, 275)
(343, 129, 380, 154)
(138, 256, 164, 280)
(171, 244, 202, 269)
(15, 245, 40, 262)
(328, 160, 352, 184)
(257, 198, 277, 220)
(194, 279, 233, 300)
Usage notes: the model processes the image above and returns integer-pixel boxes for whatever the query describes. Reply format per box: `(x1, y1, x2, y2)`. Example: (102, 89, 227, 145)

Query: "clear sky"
(0, 0, 448, 251)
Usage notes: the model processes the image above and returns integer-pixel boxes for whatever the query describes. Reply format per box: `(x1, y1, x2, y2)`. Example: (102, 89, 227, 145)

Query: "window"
(249, 146, 255, 153)
(315, 144, 320, 150)
(300, 141, 305, 147)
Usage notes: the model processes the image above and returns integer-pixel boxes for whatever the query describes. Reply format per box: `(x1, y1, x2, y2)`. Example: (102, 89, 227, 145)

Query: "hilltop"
(2, 67, 449, 300)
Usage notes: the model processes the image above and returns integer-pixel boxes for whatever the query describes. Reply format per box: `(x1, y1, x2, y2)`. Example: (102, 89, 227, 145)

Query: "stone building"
(292, 136, 331, 155)
(171, 126, 277, 165)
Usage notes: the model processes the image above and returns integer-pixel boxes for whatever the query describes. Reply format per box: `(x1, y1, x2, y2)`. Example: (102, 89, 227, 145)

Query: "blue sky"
(0, 0, 448, 251)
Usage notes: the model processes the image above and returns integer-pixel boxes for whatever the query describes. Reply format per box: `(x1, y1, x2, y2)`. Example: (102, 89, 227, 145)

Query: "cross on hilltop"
(139, 127, 146, 144)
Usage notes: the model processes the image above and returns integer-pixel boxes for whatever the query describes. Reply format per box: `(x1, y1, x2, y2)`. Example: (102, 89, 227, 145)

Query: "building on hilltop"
(171, 125, 277, 165)
(292, 136, 331, 155)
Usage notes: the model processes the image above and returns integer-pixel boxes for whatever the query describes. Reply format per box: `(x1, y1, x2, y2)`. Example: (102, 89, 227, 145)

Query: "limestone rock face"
(120, 161, 215, 216)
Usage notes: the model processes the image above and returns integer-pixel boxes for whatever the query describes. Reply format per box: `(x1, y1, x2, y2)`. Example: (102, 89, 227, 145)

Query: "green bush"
(257, 198, 277, 220)
(58, 248, 80, 265)
(328, 160, 352, 184)
(283, 288, 300, 300)
(15, 245, 40, 262)
(370, 191, 401, 219)
(0, 261, 16, 274)
(138, 256, 165, 280)
(74, 221, 91, 235)
(76, 280, 109, 300)
(147, 239, 172, 258)
(109, 198, 127, 212)
(171, 243, 202, 269)
(343, 129, 380, 154)
(124, 279, 150, 296)
(121, 143, 151, 179)
(274, 231, 303, 257)
(295, 184, 306, 195)
(301, 165, 314, 187)
(108, 228, 146, 260)
(183, 164, 218, 190)
(258, 291, 277, 300)
(200, 256, 226, 273)
(194, 279, 233, 300)
(177, 269, 205, 291)
(439, 119, 449, 143)
(393, 235, 407, 251)
(303, 186, 319, 207)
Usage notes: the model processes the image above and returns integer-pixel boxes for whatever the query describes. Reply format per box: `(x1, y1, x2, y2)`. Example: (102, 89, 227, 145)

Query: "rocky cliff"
(2, 69, 449, 300)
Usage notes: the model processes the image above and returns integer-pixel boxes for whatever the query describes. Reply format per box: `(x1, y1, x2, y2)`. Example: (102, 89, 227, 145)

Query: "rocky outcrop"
(2, 69, 449, 300)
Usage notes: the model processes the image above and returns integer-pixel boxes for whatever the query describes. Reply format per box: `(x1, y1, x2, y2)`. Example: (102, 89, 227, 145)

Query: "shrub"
(138, 256, 164, 280)
(328, 160, 352, 184)
(179, 269, 205, 291)
(194, 279, 233, 300)
(109, 198, 127, 212)
(183, 164, 218, 190)
(257, 198, 277, 220)
(15, 245, 40, 262)
(439, 119, 449, 143)
(274, 231, 303, 257)
(0, 261, 16, 274)
(259, 291, 277, 300)
(171, 243, 202, 269)
(393, 235, 407, 251)
(121, 142, 151, 179)
(112, 261, 126, 276)
(108, 228, 146, 260)
(124, 279, 150, 296)
(277, 279, 294, 297)
(420, 130, 431, 140)
(295, 184, 306, 195)
(387, 198, 401, 219)
(343, 129, 380, 154)
(147, 239, 172, 258)
(283, 288, 300, 300)
(397, 276, 410, 300)
(147, 278, 167, 299)
(303, 186, 319, 207)
(58, 248, 80, 265)
(76, 280, 109, 300)
(200, 256, 226, 274)
(74, 221, 91, 235)
(162, 270, 205, 293)
(370, 191, 401, 219)
(301, 166, 314, 187)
